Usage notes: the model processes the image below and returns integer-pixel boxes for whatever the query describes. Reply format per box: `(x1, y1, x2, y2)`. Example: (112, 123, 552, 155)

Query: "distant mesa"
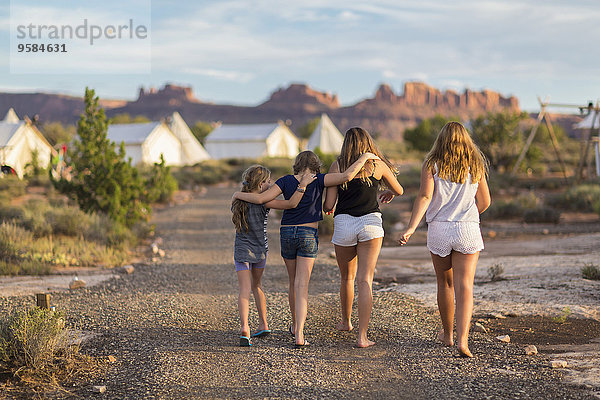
(135, 83, 202, 106)
(362, 82, 519, 110)
(259, 83, 340, 111)
(0, 81, 521, 139)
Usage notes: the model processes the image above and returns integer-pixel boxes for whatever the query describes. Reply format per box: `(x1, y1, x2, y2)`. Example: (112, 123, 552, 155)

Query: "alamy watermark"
(10, 0, 152, 74)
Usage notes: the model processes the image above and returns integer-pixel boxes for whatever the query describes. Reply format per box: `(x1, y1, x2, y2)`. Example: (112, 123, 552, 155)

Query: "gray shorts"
(332, 212, 384, 247)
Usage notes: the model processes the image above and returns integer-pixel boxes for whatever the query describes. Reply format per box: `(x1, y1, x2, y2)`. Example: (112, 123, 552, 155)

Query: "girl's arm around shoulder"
(323, 162, 339, 213)
(323, 152, 380, 187)
(232, 184, 282, 205)
(475, 175, 491, 214)
(378, 160, 404, 198)
(264, 173, 316, 210)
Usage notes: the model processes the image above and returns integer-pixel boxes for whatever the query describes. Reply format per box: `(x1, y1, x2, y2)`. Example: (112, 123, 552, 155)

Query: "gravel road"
(1, 186, 596, 399)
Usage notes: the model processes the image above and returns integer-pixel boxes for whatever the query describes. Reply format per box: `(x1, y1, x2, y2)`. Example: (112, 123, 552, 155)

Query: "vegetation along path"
(1, 186, 597, 399)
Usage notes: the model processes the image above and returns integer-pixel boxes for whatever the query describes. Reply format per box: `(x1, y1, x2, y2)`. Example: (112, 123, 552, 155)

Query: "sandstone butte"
(0, 81, 526, 139)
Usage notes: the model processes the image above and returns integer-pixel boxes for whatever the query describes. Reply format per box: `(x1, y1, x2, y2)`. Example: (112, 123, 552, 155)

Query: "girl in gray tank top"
(399, 122, 491, 358)
(231, 165, 314, 347)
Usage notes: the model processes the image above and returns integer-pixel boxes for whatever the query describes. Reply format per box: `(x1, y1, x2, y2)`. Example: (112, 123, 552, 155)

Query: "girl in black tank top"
(334, 176, 381, 217)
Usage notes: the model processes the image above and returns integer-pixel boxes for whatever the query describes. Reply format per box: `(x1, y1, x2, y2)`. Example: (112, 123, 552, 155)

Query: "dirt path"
(1, 186, 597, 399)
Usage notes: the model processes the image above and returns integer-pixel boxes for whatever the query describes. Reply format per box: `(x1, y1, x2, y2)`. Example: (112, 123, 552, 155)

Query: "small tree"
(143, 154, 178, 204)
(470, 111, 529, 171)
(297, 117, 320, 140)
(52, 88, 149, 227)
(403, 115, 456, 152)
(191, 121, 214, 144)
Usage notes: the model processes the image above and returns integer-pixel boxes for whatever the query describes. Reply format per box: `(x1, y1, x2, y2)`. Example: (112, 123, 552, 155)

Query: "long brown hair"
(232, 165, 271, 232)
(337, 127, 396, 188)
(424, 121, 488, 183)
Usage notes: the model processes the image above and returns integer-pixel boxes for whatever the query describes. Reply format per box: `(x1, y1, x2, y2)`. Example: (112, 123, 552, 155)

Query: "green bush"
(0, 175, 26, 197)
(381, 208, 401, 238)
(0, 308, 69, 373)
(581, 263, 600, 280)
(547, 184, 600, 213)
(523, 207, 560, 224)
(142, 154, 178, 204)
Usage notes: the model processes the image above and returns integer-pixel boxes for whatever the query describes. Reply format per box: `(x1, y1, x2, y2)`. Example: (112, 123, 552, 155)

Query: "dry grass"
(0, 308, 106, 396)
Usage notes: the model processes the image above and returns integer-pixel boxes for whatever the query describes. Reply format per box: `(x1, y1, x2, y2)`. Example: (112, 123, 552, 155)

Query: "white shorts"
(427, 221, 484, 257)
(332, 212, 384, 247)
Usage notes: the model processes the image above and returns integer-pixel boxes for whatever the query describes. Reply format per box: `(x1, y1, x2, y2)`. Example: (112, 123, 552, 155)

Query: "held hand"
(361, 152, 381, 161)
(379, 190, 395, 204)
(300, 173, 317, 186)
(397, 229, 414, 246)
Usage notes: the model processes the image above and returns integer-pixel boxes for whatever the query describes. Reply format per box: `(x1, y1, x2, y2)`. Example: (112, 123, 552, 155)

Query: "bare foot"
(356, 339, 375, 348)
(336, 320, 353, 331)
(457, 346, 473, 358)
(438, 329, 453, 347)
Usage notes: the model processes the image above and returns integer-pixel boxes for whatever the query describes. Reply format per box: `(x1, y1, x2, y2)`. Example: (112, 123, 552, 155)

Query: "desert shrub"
(581, 263, 600, 280)
(173, 160, 234, 187)
(483, 193, 540, 220)
(142, 154, 178, 204)
(0, 308, 101, 391)
(546, 184, 600, 213)
(0, 222, 33, 261)
(487, 263, 505, 281)
(45, 206, 92, 237)
(0, 205, 26, 222)
(0, 308, 69, 372)
(523, 207, 561, 224)
(0, 175, 26, 198)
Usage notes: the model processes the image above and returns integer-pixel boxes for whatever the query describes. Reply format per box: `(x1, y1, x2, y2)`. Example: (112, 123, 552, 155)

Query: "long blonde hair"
(232, 165, 271, 232)
(337, 127, 397, 188)
(424, 121, 488, 183)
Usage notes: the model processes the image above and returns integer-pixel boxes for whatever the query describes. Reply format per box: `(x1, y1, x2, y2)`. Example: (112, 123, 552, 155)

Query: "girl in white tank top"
(398, 122, 491, 358)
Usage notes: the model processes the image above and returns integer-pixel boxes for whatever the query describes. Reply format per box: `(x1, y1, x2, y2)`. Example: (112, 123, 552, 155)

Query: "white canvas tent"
(168, 112, 211, 164)
(0, 108, 54, 178)
(107, 121, 183, 166)
(573, 111, 600, 129)
(205, 122, 300, 159)
(305, 113, 344, 154)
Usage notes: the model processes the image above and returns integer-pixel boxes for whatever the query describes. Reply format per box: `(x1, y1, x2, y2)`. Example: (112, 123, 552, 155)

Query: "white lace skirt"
(427, 221, 484, 257)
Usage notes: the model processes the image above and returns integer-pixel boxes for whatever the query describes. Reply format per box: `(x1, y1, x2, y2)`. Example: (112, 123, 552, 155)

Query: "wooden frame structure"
(511, 97, 600, 181)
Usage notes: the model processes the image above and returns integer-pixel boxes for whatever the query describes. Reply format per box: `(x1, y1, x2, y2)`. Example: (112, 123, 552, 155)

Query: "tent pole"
(512, 102, 545, 176)
(542, 114, 568, 181)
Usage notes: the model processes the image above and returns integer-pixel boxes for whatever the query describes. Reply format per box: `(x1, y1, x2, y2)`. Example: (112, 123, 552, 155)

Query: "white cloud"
(183, 68, 254, 82)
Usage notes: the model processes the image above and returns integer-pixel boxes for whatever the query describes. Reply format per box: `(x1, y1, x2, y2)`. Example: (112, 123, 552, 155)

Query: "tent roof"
(573, 112, 600, 129)
(306, 113, 344, 153)
(0, 122, 23, 146)
(3, 108, 19, 123)
(107, 122, 162, 144)
(206, 123, 282, 142)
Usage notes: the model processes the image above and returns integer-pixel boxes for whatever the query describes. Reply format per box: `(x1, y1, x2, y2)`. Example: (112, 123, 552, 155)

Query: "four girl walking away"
(229, 122, 490, 356)
(233, 150, 379, 347)
(231, 165, 315, 347)
(324, 127, 404, 348)
(398, 121, 491, 358)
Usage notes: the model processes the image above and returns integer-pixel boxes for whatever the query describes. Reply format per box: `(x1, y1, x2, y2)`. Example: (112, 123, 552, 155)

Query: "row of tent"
(0, 109, 344, 178)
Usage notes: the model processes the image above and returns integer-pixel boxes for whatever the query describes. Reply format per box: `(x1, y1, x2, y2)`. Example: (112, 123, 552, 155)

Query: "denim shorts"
(280, 226, 319, 259)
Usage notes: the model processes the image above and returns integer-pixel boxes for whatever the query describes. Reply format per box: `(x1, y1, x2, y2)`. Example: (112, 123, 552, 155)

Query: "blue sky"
(1, 0, 599, 111)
